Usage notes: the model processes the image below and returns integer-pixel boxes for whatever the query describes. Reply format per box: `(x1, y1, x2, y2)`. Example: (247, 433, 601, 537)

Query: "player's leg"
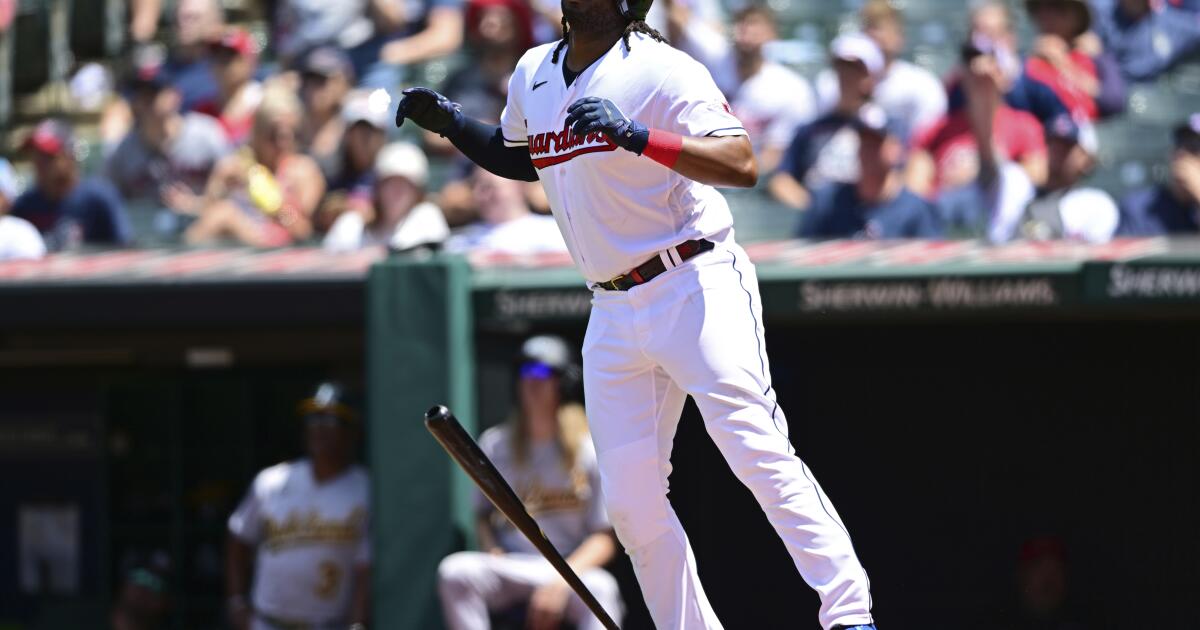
(436, 551, 550, 629)
(582, 293, 723, 629)
(643, 243, 875, 630)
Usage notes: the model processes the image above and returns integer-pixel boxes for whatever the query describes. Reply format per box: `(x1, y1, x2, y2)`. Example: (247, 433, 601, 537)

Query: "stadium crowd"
(2, 0, 1200, 262)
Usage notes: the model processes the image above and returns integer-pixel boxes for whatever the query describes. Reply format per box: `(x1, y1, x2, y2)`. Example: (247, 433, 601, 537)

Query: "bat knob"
(425, 405, 453, 424)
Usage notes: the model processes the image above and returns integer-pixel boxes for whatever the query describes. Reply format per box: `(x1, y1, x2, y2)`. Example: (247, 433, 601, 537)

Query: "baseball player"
(437, 335, 623, 630)
(396, 0, 877, 626)
(226, 382, 370, 630)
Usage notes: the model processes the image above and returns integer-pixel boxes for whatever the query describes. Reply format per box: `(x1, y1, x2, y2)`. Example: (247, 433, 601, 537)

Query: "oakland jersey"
(500, 32, 747, 282)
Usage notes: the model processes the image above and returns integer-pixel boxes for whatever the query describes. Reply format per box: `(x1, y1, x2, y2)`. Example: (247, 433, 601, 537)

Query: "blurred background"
(0, 0, 1198, 629)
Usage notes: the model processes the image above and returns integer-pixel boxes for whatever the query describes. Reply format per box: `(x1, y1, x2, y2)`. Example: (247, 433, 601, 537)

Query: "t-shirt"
(274, 0, 374, 60)
(228, 459, 370, 624)
(1023, 51, 1098, 120)
(443, 213, 567, 254)
(11, 179, 132, 248)
(1092, 0, 1200, 81)
(799, 182, 943, 240)
(443, 64, 508, 123)
(475, 424, 609, 555)
(106, 113, 231, 204)
(500, 33, 747, 282)
(165, 57, 220, 114)
(0, 215, 47, 260)
(777, 113, 861, 191)
(816, 59, 948, 143)
(913, 106, 1045, 194)
(946, 73, 1069, 125)
(1117, 185, 1200, 235)
(323, 201, 450, 252)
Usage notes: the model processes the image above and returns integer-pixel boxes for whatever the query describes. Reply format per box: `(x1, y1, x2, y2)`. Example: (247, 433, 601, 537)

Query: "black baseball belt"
(593, 238, 715, 291)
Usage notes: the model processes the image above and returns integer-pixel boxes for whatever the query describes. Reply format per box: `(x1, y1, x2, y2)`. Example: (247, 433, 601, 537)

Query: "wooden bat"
(424, 405, 620, 630)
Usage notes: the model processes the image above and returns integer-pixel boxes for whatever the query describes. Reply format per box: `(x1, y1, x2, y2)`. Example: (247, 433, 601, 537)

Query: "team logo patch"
(527, 122, 618, 169)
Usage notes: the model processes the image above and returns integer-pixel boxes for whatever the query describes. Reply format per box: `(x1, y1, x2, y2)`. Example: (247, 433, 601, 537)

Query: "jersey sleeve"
(500, 52, 533, 147)
(228, 473, 266, 544)
(656, 56, 747, 138)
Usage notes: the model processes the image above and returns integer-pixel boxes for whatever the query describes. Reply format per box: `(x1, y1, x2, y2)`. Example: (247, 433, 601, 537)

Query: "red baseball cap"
(23, 119, 74, 156)
(210, 27, 256, 58)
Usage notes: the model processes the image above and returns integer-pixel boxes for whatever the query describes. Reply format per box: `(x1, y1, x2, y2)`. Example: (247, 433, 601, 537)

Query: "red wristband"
(643, 129, 683, 168)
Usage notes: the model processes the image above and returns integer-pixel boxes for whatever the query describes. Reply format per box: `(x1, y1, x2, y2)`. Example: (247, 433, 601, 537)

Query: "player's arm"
(564, 97, 757, 188)
(224, 536, 254, 629)
(396, 88, 539, 182)
(350, 564, 370, 626)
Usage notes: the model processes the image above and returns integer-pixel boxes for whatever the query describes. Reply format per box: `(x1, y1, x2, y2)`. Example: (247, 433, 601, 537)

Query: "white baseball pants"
(437, 551, 624, 630)
(582, 238, 874, 630)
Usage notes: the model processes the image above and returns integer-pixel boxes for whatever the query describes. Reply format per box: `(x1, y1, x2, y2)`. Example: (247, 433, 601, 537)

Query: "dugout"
(369, 238, 1200, 630)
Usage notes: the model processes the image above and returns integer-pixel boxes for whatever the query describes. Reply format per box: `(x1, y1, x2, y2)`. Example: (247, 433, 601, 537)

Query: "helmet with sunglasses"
(517, 335, 582, 400)
(298, 381, 358, 424)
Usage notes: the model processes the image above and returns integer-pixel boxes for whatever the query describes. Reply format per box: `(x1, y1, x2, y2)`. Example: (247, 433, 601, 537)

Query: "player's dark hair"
(551, 15, 667, 64)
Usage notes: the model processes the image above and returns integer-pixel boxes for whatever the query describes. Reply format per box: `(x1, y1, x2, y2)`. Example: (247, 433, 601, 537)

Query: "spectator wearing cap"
(12, 120, 132, 250)
(1091, 0, 1200, 82)
(441, 0, 535, 125)
(816, 0, 948, 146)
(1021, 115, 1118, 241)
(0, 159, 46, 260)
(106, 59, 231, 234)
(667, 5, 817, 173)
(444, 167, 567, 254)
(185, 87, 325, 247)
(196, 27, 263, 146)
(313, 91, 392, 235)
(298, 47, 356, 177)
(165, 0, 225, 113)
(273, 0, 463, 93)
(324, 142, 449, 252)
(1023, 0, 1110, 121)
(769, 33, 883, 210)
(1118, 116, 1200, 235)
(110, 552, 172, 630)
(799, 105, 943, 240)
(226, 382, 370, 630)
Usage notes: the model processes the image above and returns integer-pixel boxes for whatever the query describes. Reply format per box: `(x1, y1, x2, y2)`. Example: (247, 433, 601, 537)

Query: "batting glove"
(395, 87, 463, 136)
(565, 97, 650, 155)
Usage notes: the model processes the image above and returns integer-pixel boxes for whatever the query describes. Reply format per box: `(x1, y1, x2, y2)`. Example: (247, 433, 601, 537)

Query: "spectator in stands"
(273, 0, 464, 93)
(324, 142, 450, 252)
(1020, 115, 1119, 241)
(1091, 0, 1200, 82)
(444, 168, 567, 254)
(0, 159, 46, 260)
(199, 27, 263, 146)
(443, 0, 535, 124)
(908, 36, 1046, 242)
(800, 105, 943, 240)
(299, 47, 356, 178)
(816, 0, 947, 145)
(184, 87, 325, 247)
(1118, 115, 1200, 234)
(438, 335, 622, 630)
(226, 382, 370, 630)
(1023, 0, 1114, 121)
(110, 552, 172, 630)
(768, 33, 883, 210)
(12, 120, 132, 250)
(165, 0, 225, 114)
(667, 4, 817, 173)
(106, 60, 231, 225)
(952, 1, 1072, 126)
(988, 536, 1089, 630)
(314, 90, 392, 235)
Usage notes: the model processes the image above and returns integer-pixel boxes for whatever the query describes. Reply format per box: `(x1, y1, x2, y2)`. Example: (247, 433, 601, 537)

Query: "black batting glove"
(395, 87, 464, 136)
(564, 97, 650, 154)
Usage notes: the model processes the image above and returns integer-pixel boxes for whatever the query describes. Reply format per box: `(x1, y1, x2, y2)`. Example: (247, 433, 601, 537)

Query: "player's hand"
(395, 87, 462, 135)
(565, 97, 649, 154)
(526, 580, 571, 630)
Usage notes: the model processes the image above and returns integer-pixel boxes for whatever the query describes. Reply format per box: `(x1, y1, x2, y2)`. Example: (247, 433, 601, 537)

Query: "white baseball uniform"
(437, 423, 624, 630)
(228, 459, 370, 629)
(498, 32, 875, 630)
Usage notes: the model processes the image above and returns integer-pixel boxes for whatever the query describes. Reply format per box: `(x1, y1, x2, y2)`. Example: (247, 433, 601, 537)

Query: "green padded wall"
(368, 256, 476, 630)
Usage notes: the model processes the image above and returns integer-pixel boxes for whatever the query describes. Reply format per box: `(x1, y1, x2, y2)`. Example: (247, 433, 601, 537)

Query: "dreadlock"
(551, 14, 667, 64)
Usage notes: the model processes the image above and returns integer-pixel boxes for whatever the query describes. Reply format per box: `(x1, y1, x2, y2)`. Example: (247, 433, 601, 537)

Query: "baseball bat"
(424, 405, 620, 630)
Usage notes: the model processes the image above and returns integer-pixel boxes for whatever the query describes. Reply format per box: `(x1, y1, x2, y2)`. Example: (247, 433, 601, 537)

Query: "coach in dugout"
(226, 382, 371, 630)
(437, 336, 623, 630)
